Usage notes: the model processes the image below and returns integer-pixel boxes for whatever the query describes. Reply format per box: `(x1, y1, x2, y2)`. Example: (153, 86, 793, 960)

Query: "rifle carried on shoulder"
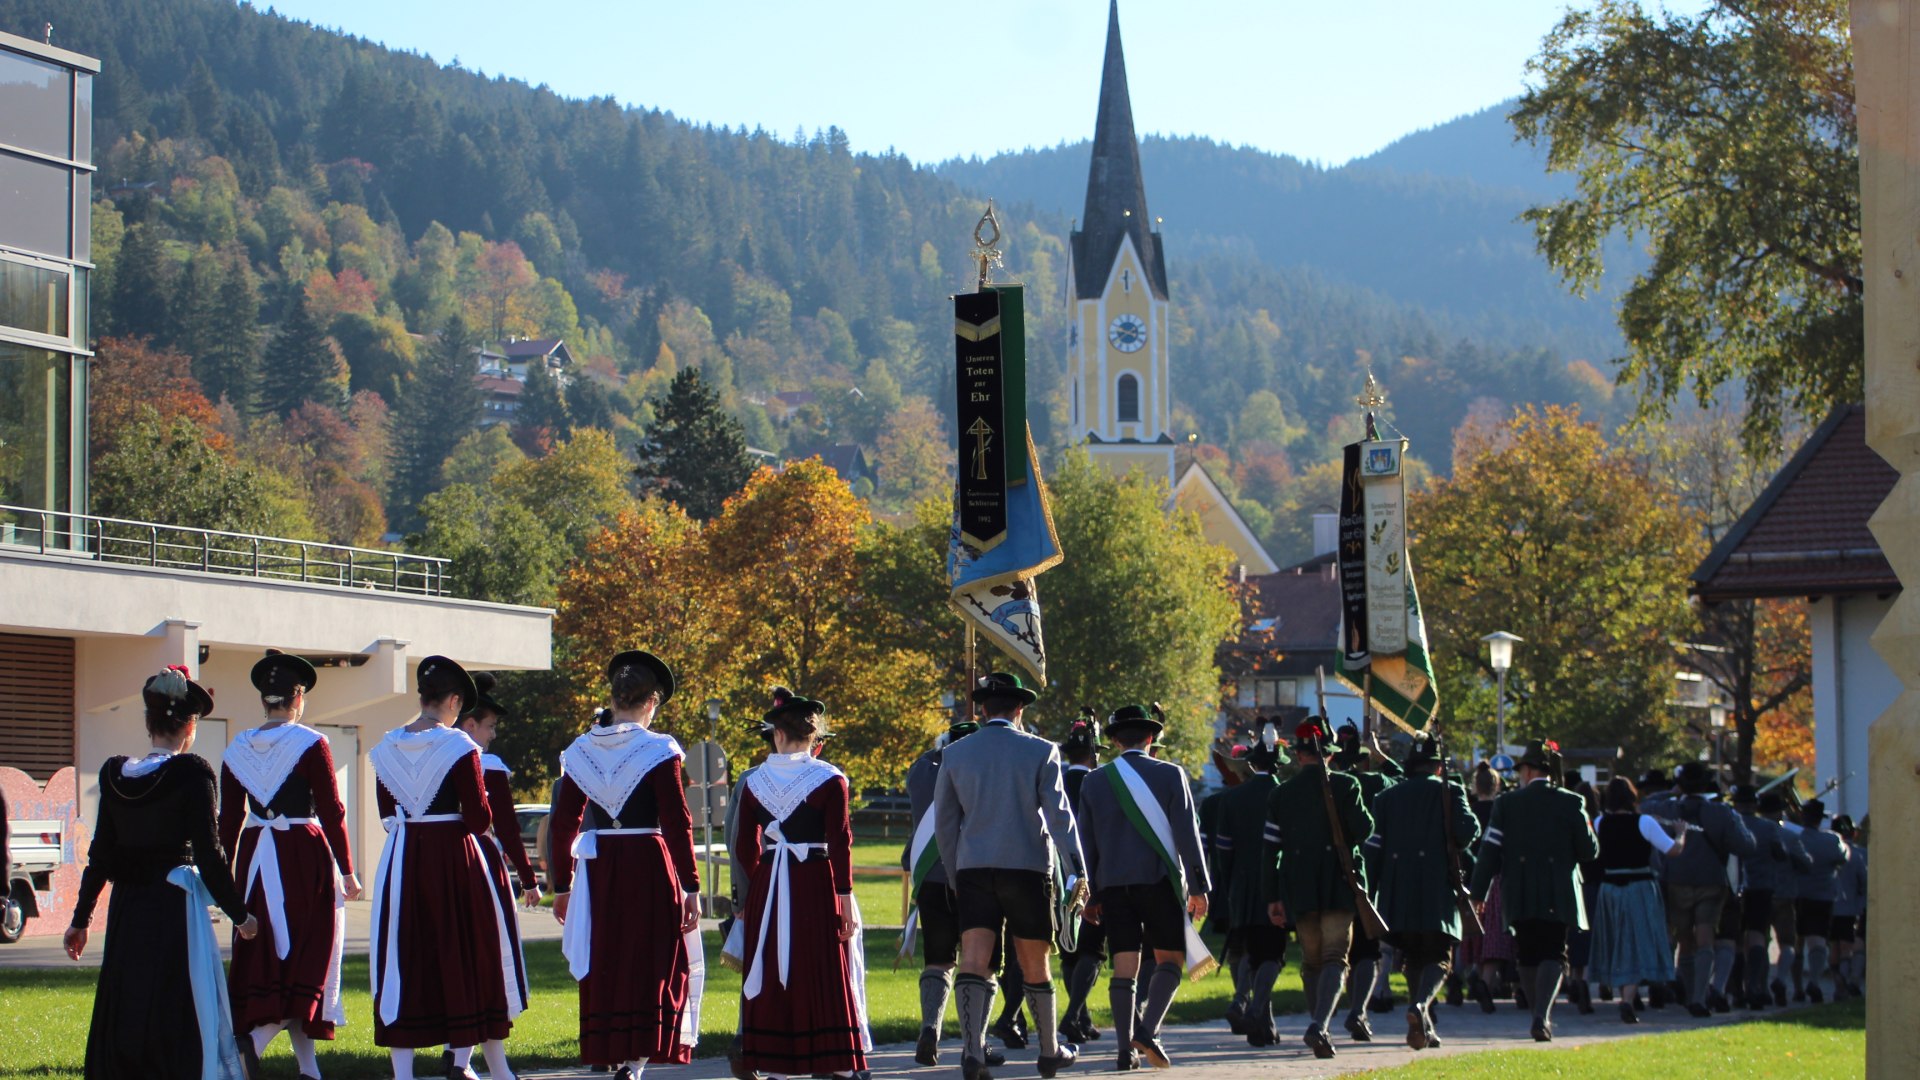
(1315, 740, 1390, 941)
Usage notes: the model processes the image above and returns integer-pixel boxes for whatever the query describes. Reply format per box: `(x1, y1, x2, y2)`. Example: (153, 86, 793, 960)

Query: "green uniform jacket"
(1260, 764, 1372, 919)
(1354, 768, 1395, 812)
(1197, 787, 1229, 934)
(1213, 772, 1280, 929)
(1364, 774, 1478, 938)
(1469, 779, 1599, 931)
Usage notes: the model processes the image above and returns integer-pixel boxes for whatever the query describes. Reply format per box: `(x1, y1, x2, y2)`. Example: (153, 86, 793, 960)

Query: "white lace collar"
(370, 724, 480, 818)
(123, 750, 178, 778)
(744, 751, 843, 823)
(480, 753, 511, 775)
(224, 723, 323, 805)
(561, 725, 683, 818)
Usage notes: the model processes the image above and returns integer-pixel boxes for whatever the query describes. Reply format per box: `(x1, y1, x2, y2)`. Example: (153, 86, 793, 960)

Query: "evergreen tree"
(107, 222, 171, 340)
(634, 366, 756, 521)
(258, 291, 342, 417)
(391, 314, 484, 520)
(565, 376, 619, 432)
(168, 245, 220, 360)
(515, 359, 570, 441)
(198, 256, 263, 414)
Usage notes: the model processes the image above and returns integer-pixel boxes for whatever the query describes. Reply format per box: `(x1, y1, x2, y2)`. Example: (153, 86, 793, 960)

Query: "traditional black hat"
(143, 666, 214, 722)
(1291, 716, 1332, 754)
(1831, 813, 1856, 835)
(973, 671, 1038, 706)
(1245, 718, 1289, 769)
(946, 719, 982, 743)
(1639, 767, 1670, 790)
(606, 649, 676, 705)
(1518, 738, 1559, 770)
(1675, 760, 1716, 793)
(250, 649, 317, 701)
(466, 671, 508, 719)
(1730, 783, 1760, 806)
(1104, 702, 1164, 739)
(416, 655, 477, 713)
(762, 685, 826, 726)
(1403, 731, 1445, 768)
(1061, 708, 1105, 757)
(1802, 797, 1827, 819)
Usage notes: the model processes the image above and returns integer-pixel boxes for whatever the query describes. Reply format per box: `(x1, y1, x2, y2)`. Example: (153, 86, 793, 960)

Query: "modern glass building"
(0, 30, 93, 532)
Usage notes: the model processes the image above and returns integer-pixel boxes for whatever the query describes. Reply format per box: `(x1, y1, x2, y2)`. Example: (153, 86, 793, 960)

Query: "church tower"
(1068, 0, 1177, 488)
(1066, 1, 1279, 576)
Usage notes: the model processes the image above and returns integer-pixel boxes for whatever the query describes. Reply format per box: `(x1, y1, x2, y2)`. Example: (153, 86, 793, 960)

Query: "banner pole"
(965, 623, 977, 715)
(1362, 670, 1374, 740)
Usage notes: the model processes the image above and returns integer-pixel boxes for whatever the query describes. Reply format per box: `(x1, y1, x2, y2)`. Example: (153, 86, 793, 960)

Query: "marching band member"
(67, 667, 260, 1080)
(548, 651, 703, 1076)
(221, 651, 359, 1078)
(734, 688, 867, 1080)
(368, 656, 519, 1080)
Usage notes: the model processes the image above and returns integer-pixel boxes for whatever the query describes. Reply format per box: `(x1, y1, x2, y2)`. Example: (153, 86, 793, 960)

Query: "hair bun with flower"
(770, 686, 793, 709)
(1543, 739, 1560, 753)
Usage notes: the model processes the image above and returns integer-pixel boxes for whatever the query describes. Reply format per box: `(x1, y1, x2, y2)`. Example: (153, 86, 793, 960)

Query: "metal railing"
(0, 503, 450, 596)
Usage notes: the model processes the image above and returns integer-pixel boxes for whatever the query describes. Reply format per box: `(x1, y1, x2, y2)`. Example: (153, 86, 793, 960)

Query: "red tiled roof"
(1691, 405, 1899, 601)
(474, 374, 523, 396)
(497, 338, 565, 359)
(1229, 552, 1343, 670)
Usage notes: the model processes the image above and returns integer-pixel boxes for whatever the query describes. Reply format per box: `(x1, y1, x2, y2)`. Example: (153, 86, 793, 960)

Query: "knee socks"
(1251, 960, 1281, 1029)
(955, 972, 995, 1063)
(249, 1023, 281, 1058)
(1534, 961, 1565, 1024)
(1312, 966, 1347, 1034)
(1746, 944, 1772, 1003)
(1691, 950, 1715, 1006)
(1412, 964, 1448, 1012)
(919, 967, 953, 1035)
(1065, 953, 1100, 1027)
(1024, 982, 1060, 1057)
(1712, 943, 1736, 995)
(1774, 945, 1796, 989)
(1346, 958, 1377, 1022)
(1139, 961, 1182, 1040)
(623, 1064, 645, 1079)
(1109, 976, 1138, 1050)
(450, 1047, 474, 1070)
(479, 1039, 513, 1080)
(389, 1049, 416, 1080)
(1805, 939, 1831, 994)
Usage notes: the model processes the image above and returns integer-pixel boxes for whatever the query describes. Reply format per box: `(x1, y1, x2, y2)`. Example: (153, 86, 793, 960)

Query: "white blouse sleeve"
(1639, 813, 1677, 855)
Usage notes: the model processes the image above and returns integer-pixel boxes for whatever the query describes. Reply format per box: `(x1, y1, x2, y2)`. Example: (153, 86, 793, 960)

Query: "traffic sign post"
(686, 740, 729, 916)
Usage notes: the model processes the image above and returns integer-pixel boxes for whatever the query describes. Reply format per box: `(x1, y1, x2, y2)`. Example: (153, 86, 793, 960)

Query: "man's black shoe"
(1036, 1043, 1078, 1079)
(1771, 980, 1788, 1007)
(1470, 976, 1496, 1014)
(1531, 1020, 1553, 1042)
(985, 1047, 1007, 1067)
(961, 1056, 992, 1080)
(1224, 1002, 1246, 1035)
(1807, 983, 1824, 1004)
(991, 1018, 1028, 1050)
(1304, 1027, 1336, 1059)
(1116, 1049, 1140, 1072)
(1344, 1013, 1372, 1042)
(1130, 1037, 1170, 1070)
(1245, 1022, 1276, 1048)
(1620, 1001, 1640, 1025)
(914, 1026, 939, 1067)
(1405, 1009, 1428, 1051)
(1686, 1002, 1713, 1018)
(1368, 993, 1397, 1014)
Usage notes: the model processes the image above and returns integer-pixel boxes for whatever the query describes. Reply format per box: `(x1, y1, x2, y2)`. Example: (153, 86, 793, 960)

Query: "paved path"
(528, 998, 1773, 1079)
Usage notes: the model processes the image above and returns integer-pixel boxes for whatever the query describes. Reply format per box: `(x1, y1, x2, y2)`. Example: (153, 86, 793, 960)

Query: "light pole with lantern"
(1482, 631, 1522, 758)
(702, 697, 723, 916)
(1708, 700, 1728, 785)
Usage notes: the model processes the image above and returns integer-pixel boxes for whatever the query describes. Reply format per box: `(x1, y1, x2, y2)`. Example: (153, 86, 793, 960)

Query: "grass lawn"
(1356, 999, 1866, 1079)
(0, 931, 1320, 1079)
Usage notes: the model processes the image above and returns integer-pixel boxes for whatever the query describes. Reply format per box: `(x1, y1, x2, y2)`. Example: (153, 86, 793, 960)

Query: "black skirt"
(85, 879, 208, 1080)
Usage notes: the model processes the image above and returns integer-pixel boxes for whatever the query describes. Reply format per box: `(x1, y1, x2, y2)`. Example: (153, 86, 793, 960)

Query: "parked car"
(5, 815, 62, 944)
(516, 803, 550, 888)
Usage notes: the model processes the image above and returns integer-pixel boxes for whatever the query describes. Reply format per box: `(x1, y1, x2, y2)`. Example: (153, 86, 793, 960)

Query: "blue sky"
(260, 0, 1705, 166)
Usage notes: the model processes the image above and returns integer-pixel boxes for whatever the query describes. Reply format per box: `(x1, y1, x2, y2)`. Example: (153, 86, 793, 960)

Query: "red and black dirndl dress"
(220, 725, 353, 1039)
(368, 726, 517, 1049)
(736, 755, 867, 1077)
(478, 754, 536, 1013)
(549, 730, 702, 1067)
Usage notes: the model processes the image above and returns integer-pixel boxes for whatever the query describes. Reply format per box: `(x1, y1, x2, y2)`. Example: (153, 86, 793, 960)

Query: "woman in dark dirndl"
(443, 672, 541, 1077)
(1588, 776, 1682, 1022)
(221, 650, 361, 1078)
(548, 650, 704, 1077)
(66, 667, 262, 1080)
(735, 688, 867, 1080)
(368, 656, 520, 1080)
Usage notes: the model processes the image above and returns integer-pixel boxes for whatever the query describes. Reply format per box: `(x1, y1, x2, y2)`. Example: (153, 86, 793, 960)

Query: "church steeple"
(1072, 0, 1167, 301)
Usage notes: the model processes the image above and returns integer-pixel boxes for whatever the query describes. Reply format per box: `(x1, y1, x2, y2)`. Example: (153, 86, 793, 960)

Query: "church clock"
(1107, 313, 1147, 353)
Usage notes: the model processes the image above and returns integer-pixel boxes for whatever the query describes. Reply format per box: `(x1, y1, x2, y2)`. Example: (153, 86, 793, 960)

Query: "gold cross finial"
(973, 201, 1004, 290)
(1355, 369, 1386, 411)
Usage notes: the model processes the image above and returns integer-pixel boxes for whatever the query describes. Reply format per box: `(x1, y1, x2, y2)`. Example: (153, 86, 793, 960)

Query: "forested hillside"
(19, 0, 1623, 565)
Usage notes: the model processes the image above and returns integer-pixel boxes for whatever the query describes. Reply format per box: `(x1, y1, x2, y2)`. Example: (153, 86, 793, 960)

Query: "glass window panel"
(0, 152, 71, 257)
(73, 170, 89, 261)
(0, 257, 67, 338)
(72, 265, 88, 343)
(0, 51, 70, 159)
(73, 72, 91, 163)
(0, 343, 72, 518)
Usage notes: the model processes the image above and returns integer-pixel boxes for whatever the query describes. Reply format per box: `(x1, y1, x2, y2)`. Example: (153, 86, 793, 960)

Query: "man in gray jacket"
(1792, 799, 1851, 1004)
(1761, 792, 1813, 1005)
(1829, 815, 1867, 1000)
(934, 672, 1085, 1080)
(1078, 704, 1210, 1071)
(1661, 762, 1756, 1016)
(1731, 784, 1790, 1011)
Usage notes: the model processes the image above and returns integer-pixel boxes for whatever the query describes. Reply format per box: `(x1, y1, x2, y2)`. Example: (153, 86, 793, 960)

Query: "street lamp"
(705, 697, 722, 736)
(940, 689, 957, 723)
(1708, 700, 1728, 782)
(1482, 631, 1523, 757)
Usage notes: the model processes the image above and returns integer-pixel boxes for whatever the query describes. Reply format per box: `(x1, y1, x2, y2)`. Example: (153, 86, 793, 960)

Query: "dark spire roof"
(1072, 0, 1168, 301)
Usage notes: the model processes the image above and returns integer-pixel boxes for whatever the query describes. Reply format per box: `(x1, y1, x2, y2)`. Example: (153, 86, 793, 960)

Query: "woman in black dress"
(65, 666, 261, 1080)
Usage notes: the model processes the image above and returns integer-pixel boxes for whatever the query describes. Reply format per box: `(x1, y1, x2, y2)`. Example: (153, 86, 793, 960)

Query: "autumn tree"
(410, 482, 567, 607)
(89, 336, 225, 458)
(871, 395, 950, 513)
(1414, 406, 1704, 765)
(1040, 450, 1243, 773)
(92, 407, 317, 539)
(492, 428, 637, 556)
(633, 366, 756, 521)
(1514, 0, 1858, 446)
(514, 359, 570, 450)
